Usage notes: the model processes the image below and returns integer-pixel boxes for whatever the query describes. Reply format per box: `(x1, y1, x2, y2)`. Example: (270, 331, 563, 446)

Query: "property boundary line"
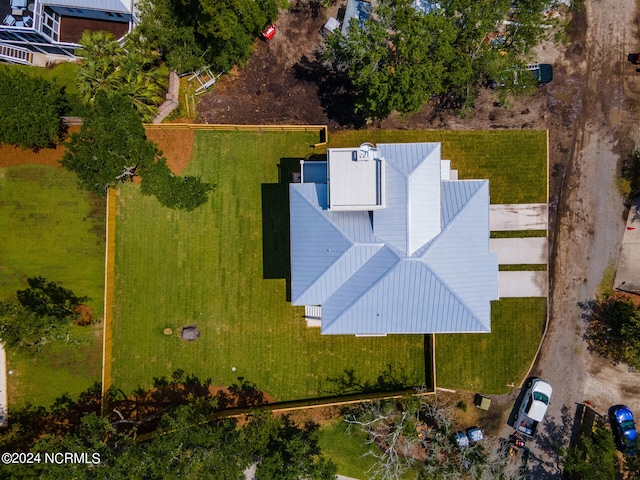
(134, 387, 435, 442)
(517, 129, 551, 389)
(143, 123, 328, 147)
(101, 188, 116, 417)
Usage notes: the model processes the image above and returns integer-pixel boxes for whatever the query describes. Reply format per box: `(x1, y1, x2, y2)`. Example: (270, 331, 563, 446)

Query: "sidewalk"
(614, 203, 640, 293)
(0, 343, 7, 426)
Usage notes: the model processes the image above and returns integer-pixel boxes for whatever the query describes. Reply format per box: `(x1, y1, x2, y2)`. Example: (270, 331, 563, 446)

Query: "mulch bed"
(0, 125, 194, 176)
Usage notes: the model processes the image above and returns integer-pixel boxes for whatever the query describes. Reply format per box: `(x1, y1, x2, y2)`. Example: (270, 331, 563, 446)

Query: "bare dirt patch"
(0, 125, 80, 168)
(197, 2, 331, 126)
(145, 127, 195, 175)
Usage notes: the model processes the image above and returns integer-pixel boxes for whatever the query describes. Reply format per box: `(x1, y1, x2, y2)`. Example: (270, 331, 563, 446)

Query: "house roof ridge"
(418, 179, 488, 257)
(321, 246, 401, 332)
(420, 260, 490, 332)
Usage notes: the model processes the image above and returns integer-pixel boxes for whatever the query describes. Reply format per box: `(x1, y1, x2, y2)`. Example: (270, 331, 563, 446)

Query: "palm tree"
(76, 31, 126, 104)
(76, 30, 167, 121)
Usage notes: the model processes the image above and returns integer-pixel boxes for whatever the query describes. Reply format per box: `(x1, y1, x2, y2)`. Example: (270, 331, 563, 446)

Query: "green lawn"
(111, 131, 428, 400)
(318, 419, 378, 479)
(435, 297, 547, 394)
(0, 165, 105, 406)
(328, 130, 548, 204)
(0, 62, 86, 116)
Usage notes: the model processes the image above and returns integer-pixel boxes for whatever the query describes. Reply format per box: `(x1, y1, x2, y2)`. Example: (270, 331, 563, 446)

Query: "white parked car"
(514, 378, 552, 437)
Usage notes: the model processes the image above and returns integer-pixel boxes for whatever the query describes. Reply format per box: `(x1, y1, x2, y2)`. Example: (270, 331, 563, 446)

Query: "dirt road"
(518, 0, 640, 477)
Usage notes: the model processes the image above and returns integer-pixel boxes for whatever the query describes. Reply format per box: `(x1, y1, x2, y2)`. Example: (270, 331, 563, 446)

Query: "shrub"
(0, 69, 67, 149)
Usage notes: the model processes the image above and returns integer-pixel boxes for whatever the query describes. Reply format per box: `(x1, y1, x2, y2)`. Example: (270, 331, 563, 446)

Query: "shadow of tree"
(532, 404, 573, 475)
(215, 377, 268, 410)
(321, 364, 419, 396)
(293, 54, 367, 129)
(580, 296, 640, 369)
(1, 371, 272, 447)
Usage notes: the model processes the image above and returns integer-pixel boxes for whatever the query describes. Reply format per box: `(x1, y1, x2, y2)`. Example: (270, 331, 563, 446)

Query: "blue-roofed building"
(0, 0, 135, 65)
(341, 0, 371, 36)
(290, 142, 499, 336)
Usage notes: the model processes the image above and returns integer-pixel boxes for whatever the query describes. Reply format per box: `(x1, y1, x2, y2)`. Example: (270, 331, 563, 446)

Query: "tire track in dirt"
(525, 1, 640, 477)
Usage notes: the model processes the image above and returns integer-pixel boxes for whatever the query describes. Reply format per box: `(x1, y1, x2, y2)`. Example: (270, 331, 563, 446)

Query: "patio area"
(1, 0, 35, 28)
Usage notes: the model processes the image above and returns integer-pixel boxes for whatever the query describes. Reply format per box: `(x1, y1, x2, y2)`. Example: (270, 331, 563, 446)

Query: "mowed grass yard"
(112, 130, 427, 400)
(112, 128, 547, 399)
(0, 165, 105, 407)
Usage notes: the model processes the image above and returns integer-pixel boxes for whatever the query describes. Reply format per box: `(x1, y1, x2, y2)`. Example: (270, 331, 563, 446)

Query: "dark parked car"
(610, 405, 638, 455)
(528, 63, 553, 84)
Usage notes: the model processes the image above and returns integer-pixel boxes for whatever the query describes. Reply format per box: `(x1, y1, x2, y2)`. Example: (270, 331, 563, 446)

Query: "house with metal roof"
(289, 142, 499, 336)
(0, 0, 135, 65)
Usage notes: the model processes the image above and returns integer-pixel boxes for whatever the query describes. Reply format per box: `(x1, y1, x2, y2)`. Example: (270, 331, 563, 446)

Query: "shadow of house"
(262, 158, 324, 299)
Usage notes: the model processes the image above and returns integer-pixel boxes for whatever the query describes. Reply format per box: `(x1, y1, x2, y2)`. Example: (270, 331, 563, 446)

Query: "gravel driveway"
(507, 0, 640, 477)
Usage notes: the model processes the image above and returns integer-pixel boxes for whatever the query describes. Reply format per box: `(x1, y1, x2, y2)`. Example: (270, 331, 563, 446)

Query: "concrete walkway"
(614, 203, 640, 293)
(0, 343, 6, 427)
(490, 237, 548, 264)
(498, 271, 548, 297)
(490, 203, 548, 231)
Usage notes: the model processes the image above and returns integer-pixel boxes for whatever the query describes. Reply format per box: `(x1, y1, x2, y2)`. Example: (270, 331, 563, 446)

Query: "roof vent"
(357, 142, 377, 161)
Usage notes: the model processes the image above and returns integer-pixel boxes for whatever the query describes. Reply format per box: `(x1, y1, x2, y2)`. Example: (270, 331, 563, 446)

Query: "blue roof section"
(421, 181, 498, 329)
(295, 244, 383, 306)
(43, 0, 132, 14)
(326, 210, 377, 243)
(378, 143, 440, 176)
(320, 246, 400, 326)
(441, 180, 486, 227)
(289, 142, 498, 335)
(374, 143, 442, 256)
(290, 185, 352, 303)
(323, 260, 486, 335)
(372, 162, 408, 253)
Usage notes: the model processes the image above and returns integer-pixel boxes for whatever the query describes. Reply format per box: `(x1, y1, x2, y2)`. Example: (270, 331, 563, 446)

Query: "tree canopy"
(135, 0, 279, 73)
(61, 91, 213, 210)
(563, 425, 617, 480)
(76, 31, 167, 122)
(584, 294, 640, 369)
(0, 69, 68, 149)
(0, 380, 337, 480)
(344, 395, 497, 479)
(323, 0, 556, 119)
(61, 91, 158, 196)
(0, 277, 88, 353)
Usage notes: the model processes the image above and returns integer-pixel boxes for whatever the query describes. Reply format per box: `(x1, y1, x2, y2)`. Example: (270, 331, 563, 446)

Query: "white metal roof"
(289, 142, 498, 335)
(327, 148, 384, 211)
(41, 0, 132, 13)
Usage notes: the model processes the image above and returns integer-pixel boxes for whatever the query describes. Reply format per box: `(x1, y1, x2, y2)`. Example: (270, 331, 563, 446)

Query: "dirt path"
(520, 0, 640, 477)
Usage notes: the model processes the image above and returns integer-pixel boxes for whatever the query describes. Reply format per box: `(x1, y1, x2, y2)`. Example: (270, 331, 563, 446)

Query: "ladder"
(0, 43, 33, 65)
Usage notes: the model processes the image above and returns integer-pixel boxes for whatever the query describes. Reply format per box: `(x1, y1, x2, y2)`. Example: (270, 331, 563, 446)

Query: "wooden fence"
(134, 387, 436, 442)
(101, 188, 117, 416)
(143, 123, 328, 147)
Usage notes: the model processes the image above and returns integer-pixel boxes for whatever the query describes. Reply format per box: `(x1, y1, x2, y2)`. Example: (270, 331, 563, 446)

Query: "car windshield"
(533, 392, 549, 404)
(621, 420, 636, 432)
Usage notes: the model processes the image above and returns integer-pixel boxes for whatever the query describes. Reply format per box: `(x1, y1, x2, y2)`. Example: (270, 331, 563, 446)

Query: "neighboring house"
(341, 0, 371, 36)
(0, 0, 135, 65)
(289, 142, 499, 336)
